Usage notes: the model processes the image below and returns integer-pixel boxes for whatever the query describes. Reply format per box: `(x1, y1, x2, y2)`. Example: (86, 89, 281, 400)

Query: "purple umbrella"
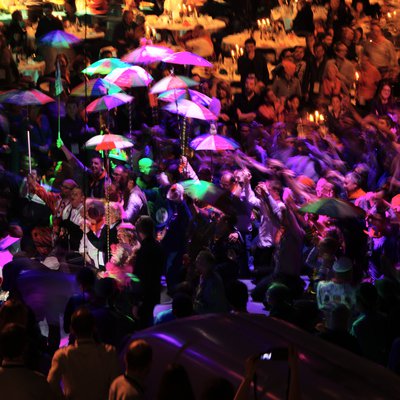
(85, 93, 134, 113)
(122, 45, 174, 65)
(163, 99, 217, 121)
(158, 89, 212, 106)
(162, 51, 213, 67)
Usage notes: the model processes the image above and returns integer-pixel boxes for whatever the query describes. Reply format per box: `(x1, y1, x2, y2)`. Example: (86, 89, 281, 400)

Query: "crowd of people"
(0, 0, 400, 398)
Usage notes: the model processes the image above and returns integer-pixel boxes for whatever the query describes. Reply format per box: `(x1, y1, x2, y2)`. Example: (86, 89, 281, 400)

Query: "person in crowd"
(237, 37, 269, 87)
(109, 339, 152, 400)
(0, 323, 54, 399)
(324, 42, 355, 89)
(47, 308, 120, 399)
(184, 25, 214, 58)
(271, 60, 302, 100)
(364, 21, 398, 76)
(35, 3, 64, 40)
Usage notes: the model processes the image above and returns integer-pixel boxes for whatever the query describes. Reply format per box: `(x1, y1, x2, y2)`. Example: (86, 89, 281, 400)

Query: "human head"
(195, 250, 215, 275)
(11, 10, 22, 22)
(293, 46, 305, 61)
(378, 82, 392, 101)
(70, 308, 96, 338)
(135, 215, 155, 240)
(76, 267, 96, 291)
(225, 280, 248, 312)
(122, 9, 134, 25)
(138, 158, 153, 175)
(108, 202, 123, 225)
(112, 165, 126, 186)
(370, 21, 382, 41)
(220, 172, 236, 192)
(282, 60, 296, 79)
(192, 24, 205, 38)
(316, 177, 335, 198)
(60, 178, 78, 198)
(172, 293, 194, 318)
(157, 363, 195, 400)
(344, 172, 362, 196)
(117, 222, 136, 244)
(265, 283, 291, 308)
(244, 37, 256, 55)
(90, 156, 104, 177)
(217, 81, 231, 100)
(334, 42, 348, 60)
(125, 339, 153, 375)
(244, 75, 257, 94)
(314, 43, 325, 60)
(331, 94, 341, 110)
(43, 2, 54, 17)
(70, 187, 84, 209)
(0, 323, 27, 360)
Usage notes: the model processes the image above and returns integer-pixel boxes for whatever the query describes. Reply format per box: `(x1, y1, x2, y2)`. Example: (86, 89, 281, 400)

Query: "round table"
(146, 14, 226, 33)
(222, 31, 306, 58)
(18, 59, 46, 84)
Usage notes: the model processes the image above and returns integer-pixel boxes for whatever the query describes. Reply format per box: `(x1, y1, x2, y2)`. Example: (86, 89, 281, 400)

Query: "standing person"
(47, 308, 120, 400)
(112, 10, 138, 57)
(123, 171, 148, 225)
(134, 216, 166, 328)
(237, 38, 269, 88)
(109, 339, 153, 400)
(58, 138, 107, 199)
(0, 324, 55, 400)
(35, 3, 64, 40)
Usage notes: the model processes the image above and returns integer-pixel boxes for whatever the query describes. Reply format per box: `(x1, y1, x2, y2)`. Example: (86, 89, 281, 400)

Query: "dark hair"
(76, 267, 96, 289)
(125, 339, 153, 371)
(172, 293, 193, 318)
(244, 37, 256, 46)
(0, 323, 27, 359)
(136, 216, 155, 238)
(356, 283, 378, 311)
(226, 280, 248, 311)
(43, 2, 54, 10)
(70, 308, 95, 337)
(157, 363, 195, 400)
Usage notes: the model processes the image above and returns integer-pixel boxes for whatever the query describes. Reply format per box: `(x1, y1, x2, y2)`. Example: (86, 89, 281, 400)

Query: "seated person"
(180, 25, 214, 58)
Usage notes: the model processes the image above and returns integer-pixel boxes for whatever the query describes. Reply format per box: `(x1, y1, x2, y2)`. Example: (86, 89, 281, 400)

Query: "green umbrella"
(299, 198, 365, 218)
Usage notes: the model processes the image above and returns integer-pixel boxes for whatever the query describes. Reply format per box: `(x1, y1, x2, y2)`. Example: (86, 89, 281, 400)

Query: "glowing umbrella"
(158, 89, 212, 106)
(85, 133, 134, 151)
(104, 66, 153, 88)
(299, 198, 365, 219)
(0, 89, 55, 106)
(85, 93, 133, 113)
(150, 75, 199, 94)
(122, 45, 174, 64)
(0, 89, 55, 172)
(162, 51, 213, 67)
(38, 30, 80, 48)
(163, 99, 217, 121)
(82, 58, 131, 76)
(70, 78, 123, 97)
(190, 133, 239, 151)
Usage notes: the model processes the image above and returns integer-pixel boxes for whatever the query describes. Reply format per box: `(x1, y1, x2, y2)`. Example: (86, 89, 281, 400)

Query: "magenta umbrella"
(163, 98, 217, 121)
(85, 93, 133, 113)
(190, 132, 239, 150)
(104, 66, 153, 88)
(122, 45, 174, 65)
(158, 89, 212, 106)
(150, 75, 199, 94)
(0, 89, 55, 172)
(162, 51, 213, 67)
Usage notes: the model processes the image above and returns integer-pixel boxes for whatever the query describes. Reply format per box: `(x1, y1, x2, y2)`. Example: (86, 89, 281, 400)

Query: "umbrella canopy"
(85, 133, 134, 151)
(85, 93, 133, 113)
(82, 58, 131, 76)
(299, 198, 365, 218)
(150, 75, 199, 94)
(162, 51, 213, 67)
(104, 66, 153, 88)
(163, 99, 217, 121)
(70, 78, 123, 97)
(38, 30, 80, 48)
(122, 45, 174, 64)
(0, 89, 55, 106)
(190, 133, 239, 150)
(158, 89, 212, 106)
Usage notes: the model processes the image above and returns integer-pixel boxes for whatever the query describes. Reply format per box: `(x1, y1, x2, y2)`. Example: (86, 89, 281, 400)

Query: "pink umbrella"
(85, 93, 133, 113)
(162, 51, 213, 67)
(0, 89, 55, 106)
(190, 133, 239, 151)
(104, 66, 153, 88)
(163, 99, 217, 121)
(122, 45, 174, 64)
(150, 75, 199, 94)
(158, 89, 212, 106)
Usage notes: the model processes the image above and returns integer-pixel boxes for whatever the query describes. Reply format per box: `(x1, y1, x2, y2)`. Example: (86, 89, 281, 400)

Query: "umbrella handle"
(27, 129, 32, 174)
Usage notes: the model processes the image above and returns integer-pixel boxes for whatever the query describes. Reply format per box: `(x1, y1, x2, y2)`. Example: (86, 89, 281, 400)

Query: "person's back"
(47, 308, 120, 400)
(0, 323, 54, 400)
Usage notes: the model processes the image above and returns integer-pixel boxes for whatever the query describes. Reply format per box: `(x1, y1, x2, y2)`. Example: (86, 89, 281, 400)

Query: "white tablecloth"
(146, 14, 226, 33)
(18, 59, 45, 83)
(222, 31, 306, 57)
